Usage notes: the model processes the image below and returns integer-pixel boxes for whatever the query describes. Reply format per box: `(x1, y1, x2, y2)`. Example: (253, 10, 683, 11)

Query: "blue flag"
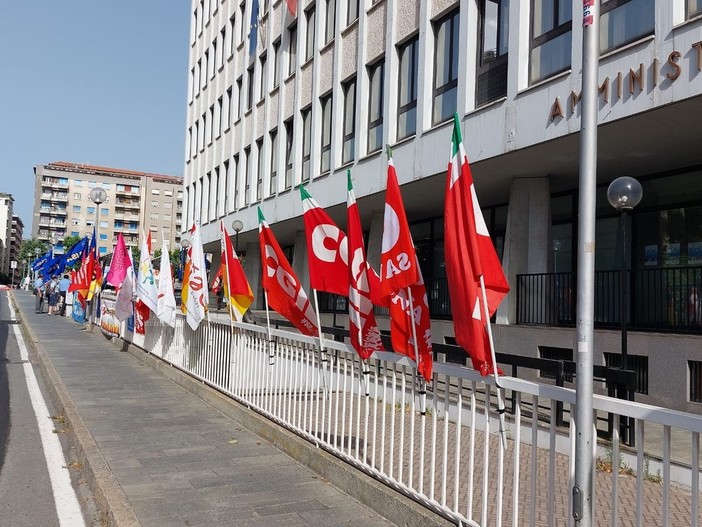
(248, 0, 259, 57)
(63, 237, 89, 269)
(32, 250, 51, 272)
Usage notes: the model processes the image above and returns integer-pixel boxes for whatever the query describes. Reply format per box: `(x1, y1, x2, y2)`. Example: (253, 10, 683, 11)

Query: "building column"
(497, 177, 551, 324)
(292, 230, 310, 295)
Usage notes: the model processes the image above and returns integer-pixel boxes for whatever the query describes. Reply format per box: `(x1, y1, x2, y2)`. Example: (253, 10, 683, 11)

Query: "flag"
(285, 0, 297, 17)
(135, 230, 159, 313)
(444, 114, 510, 376)
(115, 249, 135, 322)
(380, 152, 433, 381)
(181, 222, 209, 330)
(87, 227, 103, 301)
(156, 239, 177, 328)
(105, 233, 130, 287)
(31, 251, 51, 272)
(220, 222, 254, 322)
(62, 237, 89, 270)
(300, 185, 349, 296)
(258, 208, 318, 336)
(68, 251, 92, 297)
(248, 0, 260, 57)
(347, 171, 384, 360)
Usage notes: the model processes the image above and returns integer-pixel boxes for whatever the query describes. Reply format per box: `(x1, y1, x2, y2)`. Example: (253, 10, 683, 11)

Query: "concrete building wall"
(0, 194, 13, 274)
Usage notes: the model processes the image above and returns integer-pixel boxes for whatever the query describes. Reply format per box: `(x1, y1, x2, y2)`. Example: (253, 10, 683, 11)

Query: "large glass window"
(305, 6, 316, 61)
(246, 65, 254, 111)
(320, 94, 332, 174)
(342, 77, 356, 163)
(433, 10, 459, 124)
(530, 0, 572, 83)
(273, 40, 281, 88)
(477, 0, 509, 106)
(325, 0, 336, 44)
(270, 130, 278, 194)
(600, 0, 654, 54)
(288, 24, 298, 76)
(244, 146, 251, 206)
(259, 53, 267, 100)
(689, 0, 702, 18)
(233, 154, 240, 209)
(367, 60, 384, 154)
(256, 139, 264, 202)
(301, 108, 312, 182)
(347, 0, 358, 25)
(285, 119, 294, 189)
(397, 37, 418, 140)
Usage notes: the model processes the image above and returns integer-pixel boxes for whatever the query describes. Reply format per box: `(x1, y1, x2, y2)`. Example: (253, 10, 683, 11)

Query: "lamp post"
(22, 259, 27, 289)
(179, 237, 190, 278)
(607, 176, 643, 444)
(88, 187, 107, 328)
(232, 219, 243, 253)
(34, 247, 40, 281)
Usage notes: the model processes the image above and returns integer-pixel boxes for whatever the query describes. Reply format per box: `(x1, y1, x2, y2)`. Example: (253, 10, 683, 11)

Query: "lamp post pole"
(34, 247, 40, 281)
(232, 219, 243, 253)
(607, 176, 643, 445)
(88, 187, 107, 329)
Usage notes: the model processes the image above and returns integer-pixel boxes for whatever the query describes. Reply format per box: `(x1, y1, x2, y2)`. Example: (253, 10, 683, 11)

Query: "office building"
(32, 161, 184, 256)
(184, 0, 702, 411)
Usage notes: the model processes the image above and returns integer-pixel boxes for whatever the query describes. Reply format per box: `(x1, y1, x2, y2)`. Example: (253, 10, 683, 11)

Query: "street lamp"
(88, 187, 107, 328)
(232, 219, 243, 253)
(179, 237, 190, 281)
(607, 176, 643, 444)
(34, 247, 40, 280)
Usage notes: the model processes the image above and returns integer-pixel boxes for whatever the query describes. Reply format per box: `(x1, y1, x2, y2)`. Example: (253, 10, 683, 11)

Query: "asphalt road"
(0, 292, 89, 526)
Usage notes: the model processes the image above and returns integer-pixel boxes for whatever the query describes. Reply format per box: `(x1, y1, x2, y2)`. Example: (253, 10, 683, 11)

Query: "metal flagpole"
(574, 1, 600, 524)
(312, 289, 329, 396)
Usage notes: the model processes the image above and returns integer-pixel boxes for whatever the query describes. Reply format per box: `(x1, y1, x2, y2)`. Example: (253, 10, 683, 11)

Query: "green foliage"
(19, 238, 50, 263)
(60, 235, 82, 252)
(152, 249, 181, 270)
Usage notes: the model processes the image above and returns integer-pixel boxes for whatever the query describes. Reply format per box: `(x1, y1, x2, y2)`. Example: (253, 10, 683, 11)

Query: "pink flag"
(105, 233, 130, 288)
(347, 171, 385, 359)
(444, 114, 509, 376)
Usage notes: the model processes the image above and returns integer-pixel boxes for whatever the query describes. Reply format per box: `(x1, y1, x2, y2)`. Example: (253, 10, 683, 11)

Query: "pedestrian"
(58, 274, 71, 316)
(47, 276, 60, 315)
(34, 273, 46, 314)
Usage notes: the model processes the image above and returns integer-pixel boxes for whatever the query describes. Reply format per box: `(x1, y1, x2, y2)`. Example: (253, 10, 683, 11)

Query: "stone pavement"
(10, 290, 422, 527)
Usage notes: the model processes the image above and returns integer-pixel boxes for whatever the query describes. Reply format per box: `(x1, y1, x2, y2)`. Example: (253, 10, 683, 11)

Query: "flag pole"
(312, 289, 329, 396)
(221, 223, 236, 333)
(263, 290, 276, 368)
(406, 286, 427, 417)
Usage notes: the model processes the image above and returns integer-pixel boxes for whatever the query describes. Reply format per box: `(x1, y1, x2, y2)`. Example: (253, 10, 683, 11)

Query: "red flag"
(220, 222, 254, 321)
(444, 114, 509, 376)
(258, 208, 318, 336)
(300, 185, 349, 297)
(347, 171, 385, 359)
(380, 155, 433, 381)
(68, 251, 93, 296)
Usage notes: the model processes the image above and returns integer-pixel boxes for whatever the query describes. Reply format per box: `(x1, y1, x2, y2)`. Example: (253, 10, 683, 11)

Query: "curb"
(119, 340, 454, 527)
(14, 294, 140, 527)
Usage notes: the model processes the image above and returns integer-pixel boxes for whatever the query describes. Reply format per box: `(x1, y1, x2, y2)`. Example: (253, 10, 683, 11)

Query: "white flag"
(182, 222, 209, 330)
(115, 249, 135, 322)
(135, 230, 159, 313)
(156, 239, 177, 328)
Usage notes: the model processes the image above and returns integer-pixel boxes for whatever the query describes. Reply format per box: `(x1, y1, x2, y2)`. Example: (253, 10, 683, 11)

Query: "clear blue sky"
(0, 1, 191, 235)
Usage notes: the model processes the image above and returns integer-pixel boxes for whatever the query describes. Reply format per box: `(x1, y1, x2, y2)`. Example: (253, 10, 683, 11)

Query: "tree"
(19, 238, 50, 264)
(60, 235, 82, 253)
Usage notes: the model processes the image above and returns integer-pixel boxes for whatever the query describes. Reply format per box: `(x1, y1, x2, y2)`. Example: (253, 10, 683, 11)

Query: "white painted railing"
(126, 316, 702, 527)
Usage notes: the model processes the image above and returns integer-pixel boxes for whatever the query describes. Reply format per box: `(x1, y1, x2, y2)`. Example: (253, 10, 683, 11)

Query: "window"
(190, 68, 195, 101)
(288, 24, 298, 76)
(244, 146, 251, 206)
(367, 60, 384, 154)
(72, 219, 81, 226)
(213, 166, 220, 218)
(320, 94, 332, 174)
(301, 107, 312, 182)
(233, 154, 240, 208)
(530, 0, 572, 83)
(87, 207, 96, 214)
(259, 54, 267, 100)
(236, 76, 243, 119)
(219, 27, 226, 68)
(209, 105, 214, 143)
(240, 2, 246, 43)
(284, 119, 294, 189)
(204, 50, 209, 88)
(397, 37, 418, 139)
(223, 160, 230, 213)
(690, 361, 702, 403)
(246, 65, 254, 111)
(101, 208, 109, 216)
(202, 173, 210, 221)
(152, 189, 160, 195)
(433, 10, 459, 124)
(225, 87, 232, 129)
(74, 193, 82, 199)
(605, 353, 649, 395)
(689, 0, 702, 18)
(229, 14, 236, 56)
(256, 138, 264, 201)
(477, 0, 509, 106)
(71, 231, 80, 237)
(273, 40, 281, 88)
(342, 77, 356, 163)
(347, 0, 358, 25)
(99, 221, 108, 228)
(325, 0, 336, 44)
(202, 112, 208, 149)
(600, 0, 654, 54)
(99, 233, 108, 240)
(217, 96, 223, 136)
(73, 205, 81, 213)
(196, 59, 202, 95)
(194, 121, 200, 154)
(211, 39, 217, 76)
(305, 6, 316, 61)
(270, 130, 278, 194)
(165, 190, 173, 197)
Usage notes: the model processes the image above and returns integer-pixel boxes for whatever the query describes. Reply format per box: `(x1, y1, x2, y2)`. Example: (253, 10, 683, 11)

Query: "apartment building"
(32, 162, 184, 256)
(10, 215, 23, 273)
(184, 0, 702, 411)
(0, 193, 14, 274)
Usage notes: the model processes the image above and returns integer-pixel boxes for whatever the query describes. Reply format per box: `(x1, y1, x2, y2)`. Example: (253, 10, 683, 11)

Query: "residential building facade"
(184, 0, 702, 411)
(10, 215, 24, 274)
(0, 193, 14, 275)
(32, 162, 184, 256)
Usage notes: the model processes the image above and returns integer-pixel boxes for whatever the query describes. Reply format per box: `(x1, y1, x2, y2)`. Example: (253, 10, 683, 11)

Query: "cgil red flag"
(258, 208, 318, 336)
(347, 171, 385, 360)
(380, 155, 433, 381)
(444, 114, 510, 376)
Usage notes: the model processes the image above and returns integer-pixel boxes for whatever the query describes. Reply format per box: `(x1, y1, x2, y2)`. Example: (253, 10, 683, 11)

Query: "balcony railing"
(517, 266, 702, 333)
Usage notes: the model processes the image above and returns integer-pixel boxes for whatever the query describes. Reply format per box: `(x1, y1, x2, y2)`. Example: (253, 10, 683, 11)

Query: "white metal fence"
(125, 315, 702, 527)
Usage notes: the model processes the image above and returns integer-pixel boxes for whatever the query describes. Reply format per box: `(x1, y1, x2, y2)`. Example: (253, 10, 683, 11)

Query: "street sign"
(10, 260, 17, 269)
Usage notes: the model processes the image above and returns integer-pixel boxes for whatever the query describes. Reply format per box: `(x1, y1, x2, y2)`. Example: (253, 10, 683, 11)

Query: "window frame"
(256, 138, 264, 202)
(301, 107, 312, 182)
(288, 23, 298, 77)
(325, 0, 336, 44)
(432, 10, 460, 125)
(269, 129, 278, 195)
(320, 93, 333, 175)
(529, 0, 573, 84)
(305, 5, 316, 61)
(397, 36, 419, 140)
(284, 119, 294, 189)
(342, 77, 357, 164)
(476, 0, 509, 107)
(600, 0, 654, 54)
(367, 59, 384, 154)
(347, 0, 359, 26)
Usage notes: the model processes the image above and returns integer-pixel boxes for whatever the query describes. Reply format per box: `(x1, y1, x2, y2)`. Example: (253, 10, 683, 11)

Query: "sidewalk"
(11, 291, 400, 527)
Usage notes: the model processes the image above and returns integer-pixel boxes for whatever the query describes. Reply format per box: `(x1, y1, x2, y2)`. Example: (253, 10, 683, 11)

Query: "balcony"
(48, 207, 67, 216)
(115, 200, 141, 210)
(517, 267, 702, 334)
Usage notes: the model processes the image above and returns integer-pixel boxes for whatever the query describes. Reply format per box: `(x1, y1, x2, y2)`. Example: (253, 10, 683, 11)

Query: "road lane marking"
(6, 295, 85, 527)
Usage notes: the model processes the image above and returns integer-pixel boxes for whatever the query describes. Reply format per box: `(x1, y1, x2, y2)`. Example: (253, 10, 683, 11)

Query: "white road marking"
(6, 295, 86, 527)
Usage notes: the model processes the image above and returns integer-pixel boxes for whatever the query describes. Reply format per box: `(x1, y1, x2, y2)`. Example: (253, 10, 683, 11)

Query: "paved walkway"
(9, 291, 396, 527)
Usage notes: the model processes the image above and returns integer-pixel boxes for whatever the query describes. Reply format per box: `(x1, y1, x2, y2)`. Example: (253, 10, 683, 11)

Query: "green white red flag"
(346, 171, 385, 359)
(220, 221, 254, 322)
(444, 114, 509, 376)
(380, 154, 433, 381)
(258, 208, 318, 336)
(300, 185, 349, 297)
(181, 222, 209, 330)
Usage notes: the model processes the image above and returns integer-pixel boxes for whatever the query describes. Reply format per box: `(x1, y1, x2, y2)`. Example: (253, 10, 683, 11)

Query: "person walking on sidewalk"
(58, 274, 71, 316)
(47, 276, 60, 315)
(34, 273, 46, 314)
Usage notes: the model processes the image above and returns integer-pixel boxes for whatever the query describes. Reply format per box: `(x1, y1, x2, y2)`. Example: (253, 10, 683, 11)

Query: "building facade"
(32, 162, 184, 256)
(0, 193, 14, 275)
(184, 0, 702, 411)
(10, 215, 24, 276)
